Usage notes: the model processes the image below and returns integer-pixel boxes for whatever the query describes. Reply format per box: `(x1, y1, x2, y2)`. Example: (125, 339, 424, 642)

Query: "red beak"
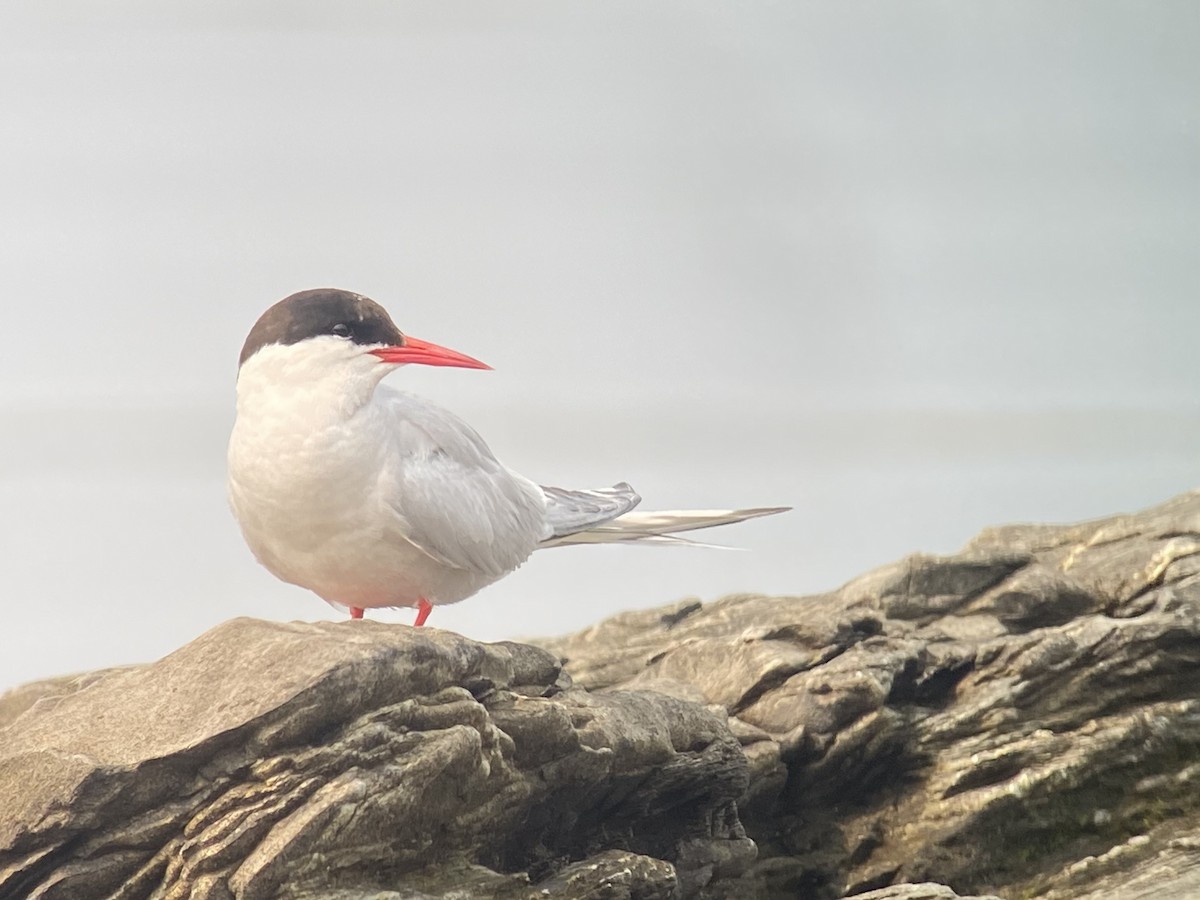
(369, 336, 491, 370)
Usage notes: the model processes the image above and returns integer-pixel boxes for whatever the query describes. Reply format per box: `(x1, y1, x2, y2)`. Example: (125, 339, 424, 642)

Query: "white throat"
(235, 337, 396, 425)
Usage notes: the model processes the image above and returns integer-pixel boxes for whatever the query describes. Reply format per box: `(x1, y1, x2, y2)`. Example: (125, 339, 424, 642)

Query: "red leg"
(413, 598, 433, 627)
(349, 607, 364, 620)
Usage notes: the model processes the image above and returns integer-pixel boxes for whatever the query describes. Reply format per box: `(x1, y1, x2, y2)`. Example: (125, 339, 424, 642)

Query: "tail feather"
(538, 506, 790, 548)
(540, 482, 642, 539)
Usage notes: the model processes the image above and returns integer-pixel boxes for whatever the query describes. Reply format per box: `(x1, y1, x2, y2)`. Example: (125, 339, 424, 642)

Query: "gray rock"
(0, 620, 747, 900)
(852, 884, 1002, 900)
(538, 490, 1200, 899)
(7, 490, 1200, 899)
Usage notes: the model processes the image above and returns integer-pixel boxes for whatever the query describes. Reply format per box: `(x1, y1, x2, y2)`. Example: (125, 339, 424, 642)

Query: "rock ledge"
(6, 491, 1200, 899)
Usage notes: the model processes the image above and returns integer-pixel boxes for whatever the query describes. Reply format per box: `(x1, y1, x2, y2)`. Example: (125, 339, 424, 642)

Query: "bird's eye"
(331, 323, 352, 338)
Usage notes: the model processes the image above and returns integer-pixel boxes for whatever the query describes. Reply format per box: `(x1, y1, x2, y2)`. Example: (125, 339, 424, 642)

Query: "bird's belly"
(232, 487, 500, 608)
(228, 399, 544, 610)
(229, 448, 506, 609)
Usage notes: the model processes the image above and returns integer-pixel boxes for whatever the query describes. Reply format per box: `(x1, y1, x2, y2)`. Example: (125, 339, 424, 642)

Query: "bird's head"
(236, 288, 490, 404)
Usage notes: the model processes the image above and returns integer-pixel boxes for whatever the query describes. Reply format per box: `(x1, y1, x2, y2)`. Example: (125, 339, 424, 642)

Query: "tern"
(228, 288, 788, 626)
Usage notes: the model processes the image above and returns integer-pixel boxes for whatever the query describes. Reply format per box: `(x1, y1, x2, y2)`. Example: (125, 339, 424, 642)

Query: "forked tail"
(538, 502, 789, 548)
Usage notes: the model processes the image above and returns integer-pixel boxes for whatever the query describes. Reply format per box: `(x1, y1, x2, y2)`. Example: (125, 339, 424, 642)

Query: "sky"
(1, 2, 1198, 690)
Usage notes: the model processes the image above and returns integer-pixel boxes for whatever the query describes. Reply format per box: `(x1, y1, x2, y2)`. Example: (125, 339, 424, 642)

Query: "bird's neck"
(234, 349, 385, 429)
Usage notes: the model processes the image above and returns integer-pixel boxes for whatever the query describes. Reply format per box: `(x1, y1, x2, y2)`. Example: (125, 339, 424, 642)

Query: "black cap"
(239, 288, 405, 366)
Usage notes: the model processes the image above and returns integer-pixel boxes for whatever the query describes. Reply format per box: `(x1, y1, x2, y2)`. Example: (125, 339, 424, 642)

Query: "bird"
(227, 288, 788, 626)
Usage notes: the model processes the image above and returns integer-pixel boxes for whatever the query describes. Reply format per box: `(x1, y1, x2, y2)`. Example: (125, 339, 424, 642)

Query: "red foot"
(414, 598, 432, 627)
(349, 607, 364, 620)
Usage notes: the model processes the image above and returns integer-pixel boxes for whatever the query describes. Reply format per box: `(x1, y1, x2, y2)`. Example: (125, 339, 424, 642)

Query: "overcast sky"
(1, 3, 1197, 689)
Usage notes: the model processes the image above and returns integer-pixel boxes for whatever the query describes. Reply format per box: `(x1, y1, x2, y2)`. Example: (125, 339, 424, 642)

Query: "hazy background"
(1, 2, 1197, 691)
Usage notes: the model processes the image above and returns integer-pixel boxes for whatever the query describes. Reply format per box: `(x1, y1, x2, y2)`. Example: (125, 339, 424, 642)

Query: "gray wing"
(540, 482, 642, 540)
(379, 390, 547, 577)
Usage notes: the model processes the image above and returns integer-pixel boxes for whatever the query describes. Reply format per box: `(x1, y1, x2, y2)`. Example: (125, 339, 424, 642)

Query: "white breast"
(227, 341, 547, 611)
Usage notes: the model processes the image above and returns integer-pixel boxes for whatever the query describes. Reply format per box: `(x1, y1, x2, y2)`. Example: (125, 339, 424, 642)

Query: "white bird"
(228, 289, 788, 626)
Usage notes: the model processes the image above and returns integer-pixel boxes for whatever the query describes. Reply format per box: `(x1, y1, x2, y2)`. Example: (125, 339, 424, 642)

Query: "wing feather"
(378, 390, 546, 577)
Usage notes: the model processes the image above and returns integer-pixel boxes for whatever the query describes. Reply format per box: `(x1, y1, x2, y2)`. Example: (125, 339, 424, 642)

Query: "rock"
(0, 620, 748, 900)
(852, 884, 1002, 900)
(538, 490, 1200, 899)
(7, 490, 1200, 899)
(0, 666, 137, 730)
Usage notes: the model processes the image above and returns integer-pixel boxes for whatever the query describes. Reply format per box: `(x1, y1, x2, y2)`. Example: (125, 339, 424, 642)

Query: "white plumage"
(227, 289, 787, 624)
